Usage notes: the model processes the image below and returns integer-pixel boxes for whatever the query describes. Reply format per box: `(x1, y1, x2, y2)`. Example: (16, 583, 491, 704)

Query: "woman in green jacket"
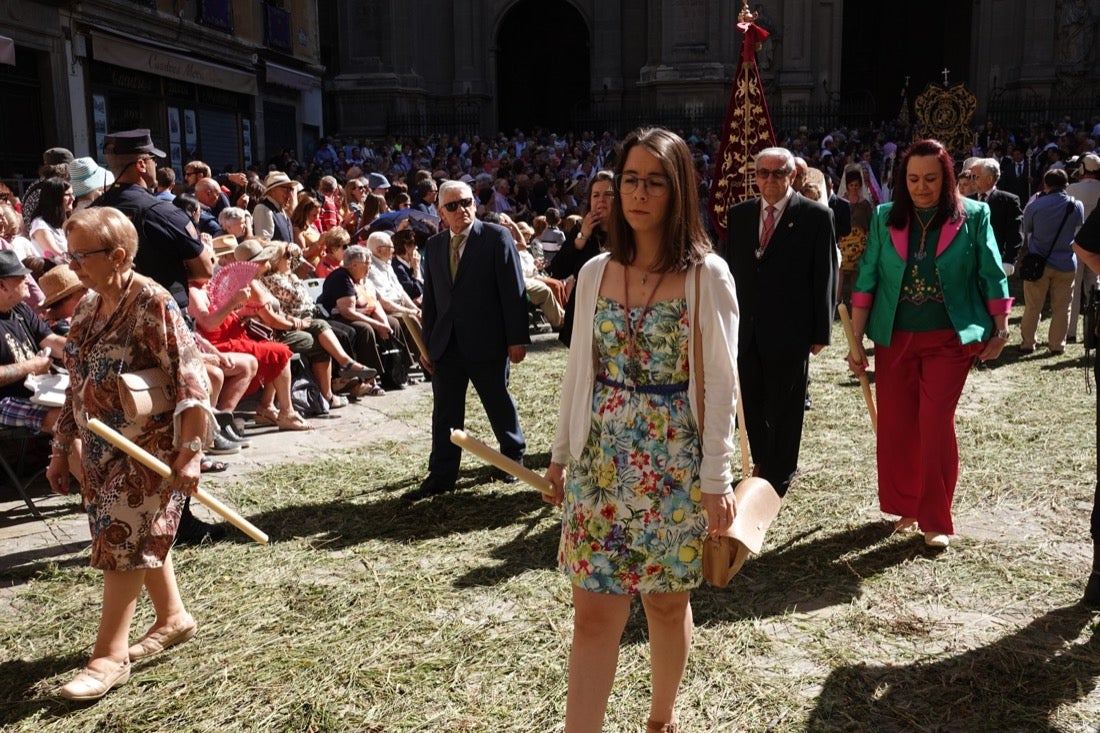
(846, 139, 1011, 549)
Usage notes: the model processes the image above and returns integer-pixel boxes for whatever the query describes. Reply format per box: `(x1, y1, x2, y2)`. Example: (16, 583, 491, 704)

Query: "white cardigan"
(550, 252, 740, 494)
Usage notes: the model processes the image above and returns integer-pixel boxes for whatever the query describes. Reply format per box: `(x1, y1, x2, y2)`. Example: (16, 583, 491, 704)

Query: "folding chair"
(0, 426, 48, 519)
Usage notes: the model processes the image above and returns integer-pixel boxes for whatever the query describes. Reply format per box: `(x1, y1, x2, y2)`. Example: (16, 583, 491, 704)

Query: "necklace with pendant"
(623, 262, 665, 383)
(914, 208, 937, 262)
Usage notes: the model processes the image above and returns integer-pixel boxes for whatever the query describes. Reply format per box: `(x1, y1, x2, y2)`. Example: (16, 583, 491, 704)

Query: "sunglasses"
(755, 168, 791, 180)
(442, 198, 474, 212)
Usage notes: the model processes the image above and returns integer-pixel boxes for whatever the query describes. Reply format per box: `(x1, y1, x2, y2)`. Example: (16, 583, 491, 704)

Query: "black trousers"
(427, 338, 525, 487)
(737, 348, 809, 497)
(1092, 355, 1100, 540)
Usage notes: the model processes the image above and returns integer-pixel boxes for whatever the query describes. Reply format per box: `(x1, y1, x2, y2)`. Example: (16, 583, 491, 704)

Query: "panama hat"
(38, 265, 85, 308)
(261, 171, 297, 196)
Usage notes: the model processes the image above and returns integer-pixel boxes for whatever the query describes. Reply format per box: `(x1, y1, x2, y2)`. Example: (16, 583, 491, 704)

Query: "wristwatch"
(575, 233, 586, 242)
(991, 328, 1010, 340)
(181, 437, 203, 452)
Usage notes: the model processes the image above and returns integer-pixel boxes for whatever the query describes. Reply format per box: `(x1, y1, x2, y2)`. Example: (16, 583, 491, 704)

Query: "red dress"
(199, 313, 291, 394)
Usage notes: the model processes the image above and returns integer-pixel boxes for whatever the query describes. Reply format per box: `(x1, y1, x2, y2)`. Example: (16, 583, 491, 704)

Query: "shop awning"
(0, 36, 15, 66)
(91, 32, 257, 95)
(266, 62, 322, 91)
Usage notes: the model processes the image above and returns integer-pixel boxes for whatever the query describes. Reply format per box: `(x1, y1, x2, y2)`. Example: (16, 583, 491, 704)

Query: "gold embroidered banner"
(913, 82, 977, 157)
(708, 9, 776, 238)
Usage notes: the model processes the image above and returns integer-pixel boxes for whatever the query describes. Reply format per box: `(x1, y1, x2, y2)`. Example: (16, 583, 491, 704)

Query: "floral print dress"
(559, 296, 707, 595)
(57, 283, 212, 571)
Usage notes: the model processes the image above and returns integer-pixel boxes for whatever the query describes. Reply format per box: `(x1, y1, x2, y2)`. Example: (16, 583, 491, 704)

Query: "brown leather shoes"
(128, 620, 198, 661)
(59, 659, 130, 701)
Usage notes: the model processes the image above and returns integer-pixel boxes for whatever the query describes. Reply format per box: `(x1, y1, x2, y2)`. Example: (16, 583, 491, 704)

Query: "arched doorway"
(841, 0, 972, 119)
(496, 0, 589, 134)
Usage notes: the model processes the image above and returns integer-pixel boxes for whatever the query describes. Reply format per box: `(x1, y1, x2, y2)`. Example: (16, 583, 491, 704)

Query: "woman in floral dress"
(46, 207, 215, 700)
(545, 128, 740, 733)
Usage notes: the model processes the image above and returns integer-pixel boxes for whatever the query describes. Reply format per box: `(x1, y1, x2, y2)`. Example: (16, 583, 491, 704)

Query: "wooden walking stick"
(449, 429, 555, 497)
(837, 304, 878, 434)
(86, 417, 270, 544)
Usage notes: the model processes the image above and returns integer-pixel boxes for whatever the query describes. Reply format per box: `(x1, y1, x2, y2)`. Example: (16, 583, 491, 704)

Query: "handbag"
(691, 264, 783, 588)
(1019, 200, 1076, 282)
(119, 368, 175, 420)
(244, 318, 276, 341)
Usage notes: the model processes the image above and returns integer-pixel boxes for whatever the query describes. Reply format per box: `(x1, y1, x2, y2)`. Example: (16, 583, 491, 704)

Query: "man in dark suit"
(970, 158, 1024, 275)
(726, 147, 838, 497)
(404, 180, 531, 501)
(998, 147, 1032, 203)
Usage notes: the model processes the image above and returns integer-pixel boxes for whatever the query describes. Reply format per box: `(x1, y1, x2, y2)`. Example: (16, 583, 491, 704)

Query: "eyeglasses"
(442, 198, 474, 212)
(755, 167, 791, 180)
(354, 185, 368, 190)
(615, 174, 671, 196)
(62, 248, 114, 264)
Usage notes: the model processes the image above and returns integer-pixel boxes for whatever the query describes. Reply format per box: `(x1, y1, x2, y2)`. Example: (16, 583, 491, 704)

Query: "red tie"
(760, 205, 777, 252)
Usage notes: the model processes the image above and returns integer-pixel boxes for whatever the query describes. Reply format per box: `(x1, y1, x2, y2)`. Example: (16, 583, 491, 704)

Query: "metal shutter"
(198, 109, 239, 173)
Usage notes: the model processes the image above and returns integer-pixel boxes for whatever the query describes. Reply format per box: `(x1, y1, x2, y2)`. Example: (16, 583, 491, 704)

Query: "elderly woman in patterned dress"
(46, 207, 215, 701)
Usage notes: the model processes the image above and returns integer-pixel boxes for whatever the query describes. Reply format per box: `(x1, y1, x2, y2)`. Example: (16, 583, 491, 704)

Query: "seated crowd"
(0, 114, 1096, 541)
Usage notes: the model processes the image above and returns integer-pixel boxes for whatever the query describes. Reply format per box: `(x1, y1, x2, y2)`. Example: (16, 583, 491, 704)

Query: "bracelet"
(49, 439, 71, 455)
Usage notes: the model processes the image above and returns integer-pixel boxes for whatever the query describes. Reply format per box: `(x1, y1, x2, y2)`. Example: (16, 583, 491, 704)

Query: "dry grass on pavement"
(2, 309, 1100, 732)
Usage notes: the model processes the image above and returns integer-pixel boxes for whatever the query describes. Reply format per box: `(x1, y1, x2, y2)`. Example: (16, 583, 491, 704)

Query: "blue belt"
(596, 375, 689, 395)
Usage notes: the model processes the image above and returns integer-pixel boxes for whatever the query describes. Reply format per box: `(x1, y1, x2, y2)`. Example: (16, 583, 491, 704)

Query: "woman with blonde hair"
(47, 207, 214, 699)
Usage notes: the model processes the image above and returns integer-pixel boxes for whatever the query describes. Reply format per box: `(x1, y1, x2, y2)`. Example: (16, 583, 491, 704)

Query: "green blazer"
(851, 199, 1012, 346)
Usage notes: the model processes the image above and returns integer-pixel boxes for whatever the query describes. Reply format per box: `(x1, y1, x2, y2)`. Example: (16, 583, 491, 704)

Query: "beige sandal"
(276, 411, 314, 431)
(253, 405, 280, 426)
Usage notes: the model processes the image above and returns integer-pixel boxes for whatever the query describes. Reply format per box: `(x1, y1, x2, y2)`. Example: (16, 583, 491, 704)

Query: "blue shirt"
(1023, 191, 1085, 272)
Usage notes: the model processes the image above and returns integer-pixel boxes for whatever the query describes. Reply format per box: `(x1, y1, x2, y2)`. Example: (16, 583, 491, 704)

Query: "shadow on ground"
(804, 603, 1100, 732)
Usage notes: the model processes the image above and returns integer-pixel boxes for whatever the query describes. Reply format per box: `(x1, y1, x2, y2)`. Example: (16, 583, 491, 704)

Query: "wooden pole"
(85, 417, 269, 544)
(449, 429, 555, 497)
(837, 304, 878, 434)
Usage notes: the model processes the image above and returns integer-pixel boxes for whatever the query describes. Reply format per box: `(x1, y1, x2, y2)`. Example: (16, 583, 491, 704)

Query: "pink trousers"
(874, 330, 983, 534)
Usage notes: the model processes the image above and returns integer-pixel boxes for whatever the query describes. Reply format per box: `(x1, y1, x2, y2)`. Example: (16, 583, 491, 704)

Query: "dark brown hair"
(607, 127, 710, 272)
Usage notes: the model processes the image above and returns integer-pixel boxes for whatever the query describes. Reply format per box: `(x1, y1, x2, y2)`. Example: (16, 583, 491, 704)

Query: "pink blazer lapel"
(889, 224, 908, 262)
(935, 215, 965, 258)
(888, 214, 966, 261)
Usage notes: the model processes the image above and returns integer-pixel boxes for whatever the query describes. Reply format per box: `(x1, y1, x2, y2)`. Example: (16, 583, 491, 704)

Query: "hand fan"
(208, 261, 260, 313)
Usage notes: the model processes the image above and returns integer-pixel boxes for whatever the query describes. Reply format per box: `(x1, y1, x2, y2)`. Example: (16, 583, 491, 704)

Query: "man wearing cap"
(970, 158, 1025, 276)
(37, 264, 86, 336)
(20, 147, 74, 231)
(1067, 153, 1100, 341)
(366, 172, 391, 197)
(91, 129, 211, 309)
(253, 172, 296, 241)
(403, 180, 530, 501)
(0, 251, 66, 434)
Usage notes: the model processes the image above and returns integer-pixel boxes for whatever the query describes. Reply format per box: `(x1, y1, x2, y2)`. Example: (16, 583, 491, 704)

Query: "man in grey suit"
(404, 180, 530, 501)
(725, 147, 837, 497)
